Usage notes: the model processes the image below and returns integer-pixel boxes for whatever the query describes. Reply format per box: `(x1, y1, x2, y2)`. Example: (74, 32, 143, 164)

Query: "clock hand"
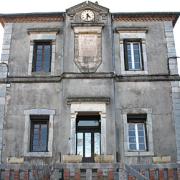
(86, 13, 91, 20)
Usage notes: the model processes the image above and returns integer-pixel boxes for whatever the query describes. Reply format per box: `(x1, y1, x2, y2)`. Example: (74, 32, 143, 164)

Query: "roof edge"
(0, 12, 65, 26)
(112, 12, 180, 26)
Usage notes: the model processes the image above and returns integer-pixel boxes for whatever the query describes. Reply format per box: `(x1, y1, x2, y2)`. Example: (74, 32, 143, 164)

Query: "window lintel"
(115, 27, 148, 33)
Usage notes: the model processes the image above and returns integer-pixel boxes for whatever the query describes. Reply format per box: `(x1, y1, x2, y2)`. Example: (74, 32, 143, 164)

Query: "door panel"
(77, 133, 83, 156)
(94, 133, 100, 155)
(85, 133, 91, 157)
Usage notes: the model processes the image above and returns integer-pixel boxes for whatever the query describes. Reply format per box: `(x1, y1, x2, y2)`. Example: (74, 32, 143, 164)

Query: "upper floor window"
(27, 28, 59, 75)
(32, 41, 52, 72)
(30, 115, 49, 152)
(124, 40, 143, 71)
(117, 27, 148, 75)
(127, 114, 147, 151)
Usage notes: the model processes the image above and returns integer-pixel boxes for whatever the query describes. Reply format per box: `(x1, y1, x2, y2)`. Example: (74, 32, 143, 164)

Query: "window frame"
(122, 108, 154, 157)
(124, 39, 144, 71)
(76, 114, 101, 162)
(127, 114, 147, 152)
(118, 29, 148, 75)
(24, 109, 55, 157)
(32, 41, 52, 73)
(30, 115, 49, 152)
(28, 31, 57, 76)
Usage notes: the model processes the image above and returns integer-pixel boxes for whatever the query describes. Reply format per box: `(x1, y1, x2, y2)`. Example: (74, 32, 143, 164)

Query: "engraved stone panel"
(74, 27, 102, 72)
(79, 34, 97, 57)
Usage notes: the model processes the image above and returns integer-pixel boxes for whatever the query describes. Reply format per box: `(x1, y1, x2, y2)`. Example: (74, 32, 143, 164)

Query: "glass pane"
(41, 125, 47, 145)
(85, 133, 91, 157)
(128, 124, 135, 130)
(77, 133, 83, 156)
(78, 120, 99, 127)
(44, 45, 51, 72)
(129, 144, 136, 150)
(139, 144, 145, 150)
(137, 124, 144, 130)
(94, 133, 100, 155)
(127, 44, 133, 69)
(129, 137, 136, 143)
(133, 43, 141, 70)
(32, 122, 48, 152)
(128, 130, 135, 136)
(35, 45, 43, 71)
(138, 137, 145, 143)
(138, 130, 144, 136)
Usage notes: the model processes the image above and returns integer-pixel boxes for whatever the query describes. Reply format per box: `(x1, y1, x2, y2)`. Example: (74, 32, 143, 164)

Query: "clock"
(81, 10, 94, 21)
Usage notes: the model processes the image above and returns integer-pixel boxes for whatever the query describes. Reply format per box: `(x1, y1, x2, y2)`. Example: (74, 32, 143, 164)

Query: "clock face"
(81, 10, 94, 21)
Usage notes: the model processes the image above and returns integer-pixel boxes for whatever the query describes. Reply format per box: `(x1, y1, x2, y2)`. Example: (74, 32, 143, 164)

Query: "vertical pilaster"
(0, 23, 12, 162)
(70, 112, 77, 154)
(100, 112, 107, 154)
(171, 81, 180, 162)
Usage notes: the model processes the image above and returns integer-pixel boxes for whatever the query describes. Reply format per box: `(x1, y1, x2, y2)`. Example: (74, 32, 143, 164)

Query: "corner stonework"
(0, 23, 12, 162)
(171, 81, 180, 162)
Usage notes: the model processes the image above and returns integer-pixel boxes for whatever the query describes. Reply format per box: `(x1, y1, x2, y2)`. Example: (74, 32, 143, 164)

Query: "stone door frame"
(69, 102, 107, 155)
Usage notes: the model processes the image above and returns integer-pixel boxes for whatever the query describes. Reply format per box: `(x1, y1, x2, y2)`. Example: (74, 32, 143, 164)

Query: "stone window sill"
(121, 70, 148, 75)
(125, 151, 154, 157)
(24, 152, 52, 157)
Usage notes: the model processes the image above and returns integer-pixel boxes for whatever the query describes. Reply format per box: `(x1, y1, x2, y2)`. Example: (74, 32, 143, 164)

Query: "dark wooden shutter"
(124, 40, 129, 70)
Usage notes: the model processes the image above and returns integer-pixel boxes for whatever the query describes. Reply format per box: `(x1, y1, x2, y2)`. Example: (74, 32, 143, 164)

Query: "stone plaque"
(79, 34, 97, 57)
(74, 27, 102, 72)
(7, 157, 24, 164)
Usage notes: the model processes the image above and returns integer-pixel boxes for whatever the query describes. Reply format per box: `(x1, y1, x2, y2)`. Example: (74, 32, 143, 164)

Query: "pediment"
(66, 1, 109, 16)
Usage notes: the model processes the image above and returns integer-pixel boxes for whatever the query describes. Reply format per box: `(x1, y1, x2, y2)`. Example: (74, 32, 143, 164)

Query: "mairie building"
(0, 1, 180, 179)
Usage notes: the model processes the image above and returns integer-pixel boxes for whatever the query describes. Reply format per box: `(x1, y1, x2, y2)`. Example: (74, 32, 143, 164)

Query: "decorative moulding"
(67, 97, 110, 104)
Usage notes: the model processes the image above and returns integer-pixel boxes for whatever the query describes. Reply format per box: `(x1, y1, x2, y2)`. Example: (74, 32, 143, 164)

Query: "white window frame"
(118, 30, 148, 75)
(23, 109, 55, 157)
(28, 32, 57, 75)
(122, 108, 154, 156)
(128, 122, 147, 151)
(125, 41, 143, 70)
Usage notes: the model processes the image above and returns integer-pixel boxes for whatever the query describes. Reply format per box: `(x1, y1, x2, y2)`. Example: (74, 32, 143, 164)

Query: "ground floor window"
(127, 114, 147, 151)
(30, 115, 49, 152)
(24, 109, 55, 157)
(76, 113, 101, 162)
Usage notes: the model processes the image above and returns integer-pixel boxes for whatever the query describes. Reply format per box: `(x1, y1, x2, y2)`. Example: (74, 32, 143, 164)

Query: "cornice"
(112, 13, 179, 26)
(0, 73, 180, 83)
(0, 13, 64, 26)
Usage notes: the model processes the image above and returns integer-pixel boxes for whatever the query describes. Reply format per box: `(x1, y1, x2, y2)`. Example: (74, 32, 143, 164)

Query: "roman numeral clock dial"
(81, 10, 95, 21)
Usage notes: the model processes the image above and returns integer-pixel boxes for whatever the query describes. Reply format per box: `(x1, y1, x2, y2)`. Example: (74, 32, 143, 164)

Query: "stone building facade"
(0, 1, 180, 169)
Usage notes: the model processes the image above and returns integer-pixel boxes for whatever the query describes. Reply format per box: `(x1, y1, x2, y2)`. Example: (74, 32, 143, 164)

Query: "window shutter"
(140, 40, 144, 70)
(124, 40, 129, 70)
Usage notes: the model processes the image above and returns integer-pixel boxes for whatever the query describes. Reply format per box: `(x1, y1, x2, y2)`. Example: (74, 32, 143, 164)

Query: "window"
(24, 109, 55, 157)
(124, 40, 143, 71)
(30, 115, 49, 152)
(122, 108, 154, 156)
(117, 28, 148, 75)
(32, 41, 52, 72)
(28, 29, 59, 75)
(127, 114, 147, 151)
